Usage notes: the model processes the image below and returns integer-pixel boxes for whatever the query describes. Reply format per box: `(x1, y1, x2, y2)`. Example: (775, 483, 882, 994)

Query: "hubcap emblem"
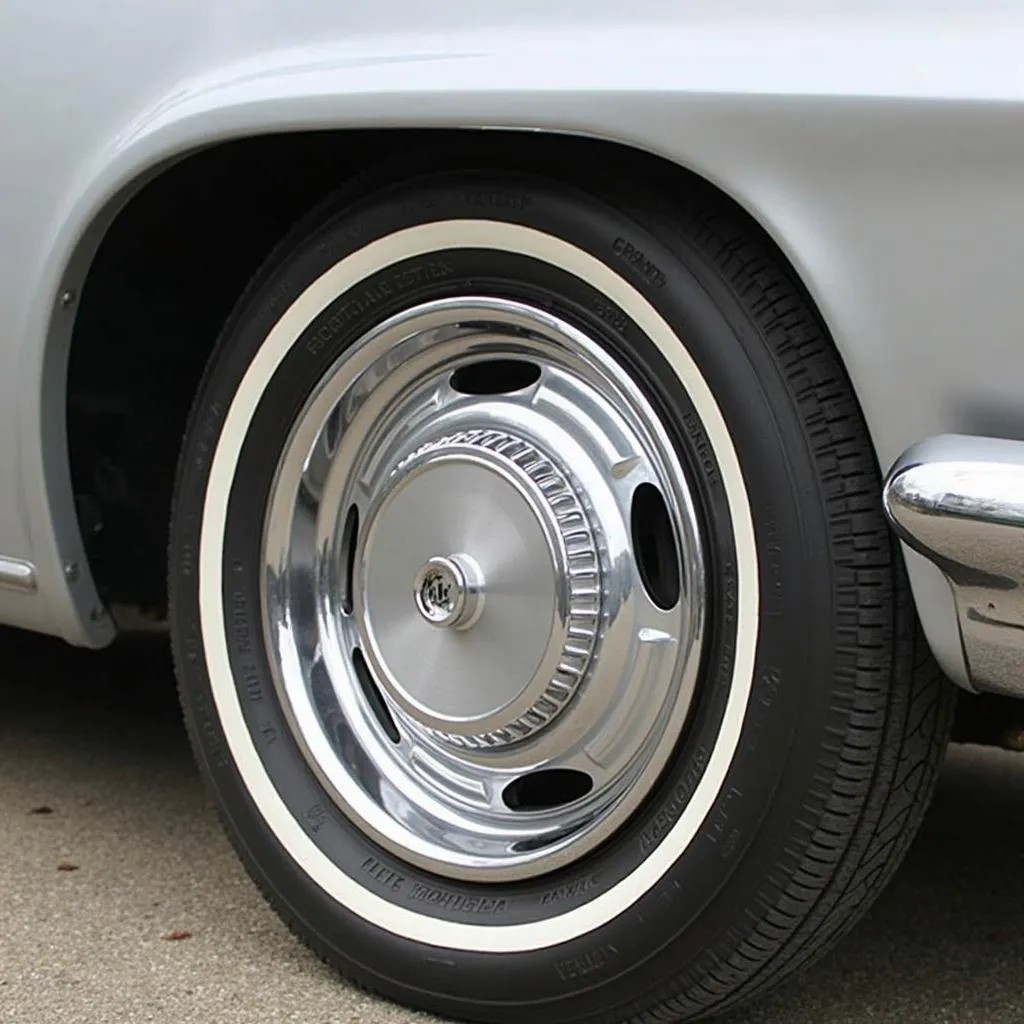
(413, 556, 471, 628)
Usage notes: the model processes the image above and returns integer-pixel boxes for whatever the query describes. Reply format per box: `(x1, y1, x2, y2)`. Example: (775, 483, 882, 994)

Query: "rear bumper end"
(884, 435, 1024, 699)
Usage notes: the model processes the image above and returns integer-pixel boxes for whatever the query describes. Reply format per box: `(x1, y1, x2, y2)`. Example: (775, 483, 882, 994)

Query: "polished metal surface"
(359, 428, 602, 749)
(884, 434, 1024, 699)
(0, 555, 37, 594)
(261, 297, 706, 881)
(412, 556, 478, 629)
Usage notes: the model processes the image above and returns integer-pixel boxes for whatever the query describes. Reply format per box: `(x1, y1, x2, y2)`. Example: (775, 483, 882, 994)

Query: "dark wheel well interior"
(65, 129, 786, 619)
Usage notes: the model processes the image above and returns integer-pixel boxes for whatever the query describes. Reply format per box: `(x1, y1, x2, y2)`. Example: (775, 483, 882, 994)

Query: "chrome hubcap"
(262, 296, 706, 881)
(359, 428, 601, 750)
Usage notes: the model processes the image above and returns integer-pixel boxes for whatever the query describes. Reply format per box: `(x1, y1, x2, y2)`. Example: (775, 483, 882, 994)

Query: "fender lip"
(884, 433, 1024, 698)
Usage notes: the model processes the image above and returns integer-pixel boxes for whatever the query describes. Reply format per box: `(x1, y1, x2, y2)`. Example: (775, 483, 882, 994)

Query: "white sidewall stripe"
(198, 220, 759, 952)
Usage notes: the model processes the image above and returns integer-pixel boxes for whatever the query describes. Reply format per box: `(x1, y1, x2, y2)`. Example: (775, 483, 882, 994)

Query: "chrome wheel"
(262, 296, 706, 881)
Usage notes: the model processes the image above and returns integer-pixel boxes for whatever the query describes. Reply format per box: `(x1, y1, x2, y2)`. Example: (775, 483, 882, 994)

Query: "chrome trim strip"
(884, 434, 1024, 699)
(0, 555, 38, 594)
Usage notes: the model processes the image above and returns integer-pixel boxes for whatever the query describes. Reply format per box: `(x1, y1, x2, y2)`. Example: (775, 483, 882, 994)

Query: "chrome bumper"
(884, 435, 1024, 699)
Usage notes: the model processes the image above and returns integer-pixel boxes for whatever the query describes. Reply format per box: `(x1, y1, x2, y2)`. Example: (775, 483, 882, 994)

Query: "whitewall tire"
(170, 161, 954, 1023)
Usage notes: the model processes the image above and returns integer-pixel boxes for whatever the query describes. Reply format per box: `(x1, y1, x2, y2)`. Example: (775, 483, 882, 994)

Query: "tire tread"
(613, 193, 955, 1023)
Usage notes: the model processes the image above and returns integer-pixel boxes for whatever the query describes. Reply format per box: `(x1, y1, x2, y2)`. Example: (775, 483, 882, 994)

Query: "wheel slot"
(502, 769, 593, 811)
(450, 359, 541, 395)
(631, 482, 681, 610)
(352, 647, 400, 743)
(340, 504, 359, 616)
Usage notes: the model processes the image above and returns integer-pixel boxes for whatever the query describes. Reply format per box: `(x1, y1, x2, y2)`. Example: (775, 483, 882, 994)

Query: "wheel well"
(65, 128, 800, 619)
(68, 131, 385, 614)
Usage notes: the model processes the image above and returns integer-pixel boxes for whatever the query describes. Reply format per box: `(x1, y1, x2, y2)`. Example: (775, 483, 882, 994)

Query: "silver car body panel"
(2, 1, 1024, 684)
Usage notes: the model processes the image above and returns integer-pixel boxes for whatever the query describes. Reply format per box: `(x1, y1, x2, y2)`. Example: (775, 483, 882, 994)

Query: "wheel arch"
(46, 116, 889, 653)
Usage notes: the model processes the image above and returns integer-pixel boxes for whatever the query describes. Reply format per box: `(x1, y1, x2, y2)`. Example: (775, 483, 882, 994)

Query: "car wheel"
(169, 163, 955, 1023)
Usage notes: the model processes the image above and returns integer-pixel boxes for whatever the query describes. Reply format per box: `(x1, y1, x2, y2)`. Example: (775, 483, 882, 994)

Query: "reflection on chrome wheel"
(171, 160, 954, 1024)
(262, 297, 705, 880)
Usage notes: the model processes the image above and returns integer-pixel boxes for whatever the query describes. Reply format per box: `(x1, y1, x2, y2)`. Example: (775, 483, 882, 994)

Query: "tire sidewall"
(172, 174, 839, 1019)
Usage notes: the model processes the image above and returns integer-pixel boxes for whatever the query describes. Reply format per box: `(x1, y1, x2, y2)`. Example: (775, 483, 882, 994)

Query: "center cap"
(412, 555, 482, 630)
(357, 429, 603, 749)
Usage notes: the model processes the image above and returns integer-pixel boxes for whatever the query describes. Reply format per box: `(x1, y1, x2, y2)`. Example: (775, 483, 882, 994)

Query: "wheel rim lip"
(260, 294, 708, 882)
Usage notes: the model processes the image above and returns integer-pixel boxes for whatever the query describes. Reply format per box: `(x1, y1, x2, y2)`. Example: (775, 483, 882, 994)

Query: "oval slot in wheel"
(502, 769, 594, 812)
(631, 481, 681, 610)
(450, 359, 541, 395)
(340, 504, 359, 616)
(352, 647, 400, 744)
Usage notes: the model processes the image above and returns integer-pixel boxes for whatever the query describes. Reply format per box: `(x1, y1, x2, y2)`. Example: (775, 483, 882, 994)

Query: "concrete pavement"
(1, 628, 1022, 1024)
